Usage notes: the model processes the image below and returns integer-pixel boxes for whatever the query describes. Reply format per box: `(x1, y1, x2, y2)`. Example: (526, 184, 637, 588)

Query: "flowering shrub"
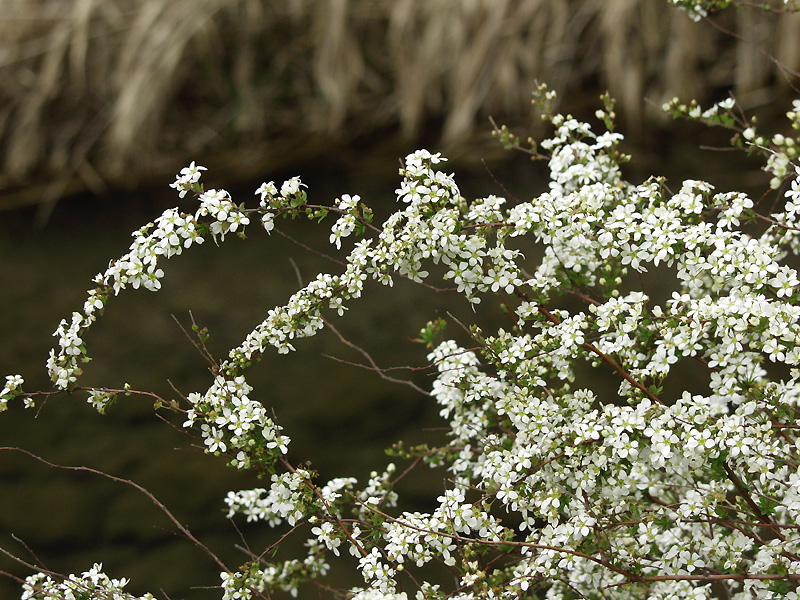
(6, 1, 800, 599)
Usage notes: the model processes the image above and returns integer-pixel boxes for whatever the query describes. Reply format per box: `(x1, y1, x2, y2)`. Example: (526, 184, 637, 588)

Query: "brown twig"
(0, 447, 230, 574)
(322, 316, 432, 396)
(722, 461, 790, 547)
(703, 13, 800, 93)
(274, 226, 348, 268)
(171, 311, 220, 373)
(536, 305, 663, 405)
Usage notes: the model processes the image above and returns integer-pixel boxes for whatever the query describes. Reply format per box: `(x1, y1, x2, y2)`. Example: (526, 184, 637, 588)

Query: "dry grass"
(0, 0, 798, 210)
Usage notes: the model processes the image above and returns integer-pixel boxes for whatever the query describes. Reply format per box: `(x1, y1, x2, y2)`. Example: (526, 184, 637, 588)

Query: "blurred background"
(1, 1, 799, 598)
(2, 0, 799, 217)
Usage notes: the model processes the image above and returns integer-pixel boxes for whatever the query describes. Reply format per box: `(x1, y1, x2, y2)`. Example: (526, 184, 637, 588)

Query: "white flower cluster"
(356, 547, 401, 597)
(0, 373, 23, 411)
(196, 189, 250, 241)
(22, 563, 154, 600)
(382, 488, 504, 569)
(310, 519, 344, 556)
(224, 270, 348, 359)
(255, 176, 307, 235)
(42, 166, 311, 402)
(45, 189, 213, 392)
(182, 375, 289, 468)
(221, 150, 467, 368)
(224, 468, 313, 527)
(169, 161, 205, 198)
(355, 463, 399, 512)
(375, 101, 800, 597)
(666, 95, 800, 190)
(220, 541, 329, 600)
(329, 193, 361, 249)
(350, 588, 410, 600)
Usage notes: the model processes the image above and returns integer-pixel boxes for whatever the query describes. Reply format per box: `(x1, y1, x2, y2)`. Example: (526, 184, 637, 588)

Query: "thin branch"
(0, 447, 230, 574)
(481, 158, 521, 205)
(274, 227, 348, 268)
(0, 569, 32, 588)
(536, 305, 663, 405)
(10, 534, 48, 574)
(0, 545, 62, 581)
(703, 13, 800, 93)
(171, 312, 220, 373)
(322, 316, 432, 396)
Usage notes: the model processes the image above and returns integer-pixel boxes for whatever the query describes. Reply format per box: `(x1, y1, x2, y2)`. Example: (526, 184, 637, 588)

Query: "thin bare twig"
(322, 317, 432, 396)
(703, 14, 800, 93)
(171, 311, 220, 374)
(0, 447, 230, 574)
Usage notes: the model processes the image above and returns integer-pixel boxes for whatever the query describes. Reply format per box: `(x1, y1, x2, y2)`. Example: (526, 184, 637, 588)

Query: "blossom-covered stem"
(278, 457, 369, 558)
(352, 495, 644, 582)
(536, 304, 663, 404)
(722, 462, 790, 545)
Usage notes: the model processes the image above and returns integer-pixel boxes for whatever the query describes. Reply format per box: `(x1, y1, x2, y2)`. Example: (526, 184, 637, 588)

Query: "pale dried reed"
(0, 0, 797, 209)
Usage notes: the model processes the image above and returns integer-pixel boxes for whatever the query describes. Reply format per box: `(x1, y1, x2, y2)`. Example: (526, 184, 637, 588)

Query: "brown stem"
(322, 317, 432, 396)
(537, 305, 663, 405)
(0, 447, 230, 574)
(497, 290, 520, 330)
(722, 462, 787, 545)
(279, 458, 369, 558)
(171, 311, 220, 373)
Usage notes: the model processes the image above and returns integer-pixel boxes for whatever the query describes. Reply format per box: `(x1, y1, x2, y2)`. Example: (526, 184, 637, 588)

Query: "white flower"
(280, 176, 306, 199)
(169, 161, 206, 197)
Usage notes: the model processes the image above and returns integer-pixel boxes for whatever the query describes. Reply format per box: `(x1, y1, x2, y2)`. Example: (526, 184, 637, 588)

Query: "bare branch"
(0, 447, 230, 575)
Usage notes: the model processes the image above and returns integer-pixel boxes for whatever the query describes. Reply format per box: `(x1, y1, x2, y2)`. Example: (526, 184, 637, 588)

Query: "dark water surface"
(0, 125, 767, 599)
